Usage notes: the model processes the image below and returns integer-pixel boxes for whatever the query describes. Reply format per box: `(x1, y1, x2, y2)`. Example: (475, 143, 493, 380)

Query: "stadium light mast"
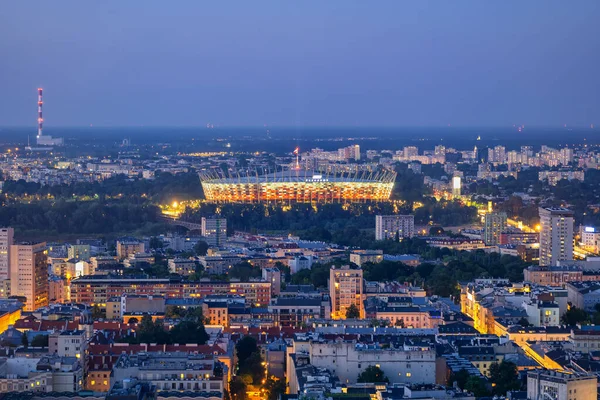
(293, 146, 300, 170)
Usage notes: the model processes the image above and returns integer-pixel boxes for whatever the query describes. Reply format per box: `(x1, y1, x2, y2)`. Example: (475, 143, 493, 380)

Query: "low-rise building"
(566, 281, 600, 311)
(168, 258, 197, 276)
(349, 250, 383, 267)
(524, 265, 583, 286)
(198, 255, 241, 275)
(269, 298, 321, 327)
(111, 352, 225, 395)
(309, 336, 436, 385)
(527, 370, 596, 400)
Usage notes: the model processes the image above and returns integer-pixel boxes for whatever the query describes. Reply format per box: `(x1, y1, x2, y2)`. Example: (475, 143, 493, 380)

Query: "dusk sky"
(1, 1, 599, 127)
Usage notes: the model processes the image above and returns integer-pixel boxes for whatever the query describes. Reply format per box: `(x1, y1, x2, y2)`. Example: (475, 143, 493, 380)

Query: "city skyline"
(1, 1, 600, 127)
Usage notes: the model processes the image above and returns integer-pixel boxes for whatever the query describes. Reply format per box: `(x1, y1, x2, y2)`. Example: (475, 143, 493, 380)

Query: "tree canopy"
(357, 365, 389, 383)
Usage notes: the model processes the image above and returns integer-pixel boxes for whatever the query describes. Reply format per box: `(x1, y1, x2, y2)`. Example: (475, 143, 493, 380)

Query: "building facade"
(329, 265, 363, 319)
(201, 217, 227, 247)
(483, 212, 507, 246)
(0, 228, 14, 288)
(9, 242, 48, 311)
(539, 207, 574, 266)
(375, 215, 415, 241)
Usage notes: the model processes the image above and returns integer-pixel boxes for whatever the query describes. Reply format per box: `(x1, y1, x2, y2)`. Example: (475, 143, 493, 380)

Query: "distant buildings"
(539, 207, 574, 266)
(10, 242, 48, 311)
(329, 265, 363, 319)
(375, 215, 415, 241)
(201, 217, 227, 247)
(483, 212, 507, 246)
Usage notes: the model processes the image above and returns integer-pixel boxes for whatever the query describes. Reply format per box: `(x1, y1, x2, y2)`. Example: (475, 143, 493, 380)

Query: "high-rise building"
(10, 242, 49, 311)
(337, 145, 360, 161)
(483, 212, 507, 245)
(452, 176, 462, 197)
(0, 227, 14, 281)
(539, 207, 574, 266)
(487, 145, 506, 164)
(560, 147, 574, 166)
(375, 215, 415, 241)
(329, 265, 363, 319)
(403, 146, 419, 159)
(201, 217, 227, 247)
(0, 227, 14, 299)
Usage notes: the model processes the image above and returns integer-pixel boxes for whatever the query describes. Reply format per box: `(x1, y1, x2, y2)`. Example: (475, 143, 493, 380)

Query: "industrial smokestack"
(37, 88, 43, 138)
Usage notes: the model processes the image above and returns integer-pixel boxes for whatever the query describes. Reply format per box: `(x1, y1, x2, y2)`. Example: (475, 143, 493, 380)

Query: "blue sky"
(1, 1, 599, 127)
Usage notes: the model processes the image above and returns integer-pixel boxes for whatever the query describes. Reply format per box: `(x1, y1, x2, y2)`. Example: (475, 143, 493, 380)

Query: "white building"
(527, 370, 596, 400)
(539, 207, 574, 266)
(375, 215, 415, 241)
(288, 256, 314, 274)
(523, 300, 560, 327)
(309, 339, 436, 385)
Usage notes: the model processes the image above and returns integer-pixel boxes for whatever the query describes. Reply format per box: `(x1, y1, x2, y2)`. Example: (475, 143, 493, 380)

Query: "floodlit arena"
(199, 168, 396, 203)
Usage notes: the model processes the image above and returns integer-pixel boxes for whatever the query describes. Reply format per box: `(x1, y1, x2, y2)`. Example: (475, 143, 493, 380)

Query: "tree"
(229, 261, 261, 281)
(236, 336, 259, 368)
(357, 365, 389, 383)
(228, 377, 248, 400)
(21, 333, 28, 348)
(395, 319, 405, 328)
(170, 320, 209, 344)
(489, 361, 521, 395)
(235, 336, 264, 385)
(345, 304, 360, 319)
(92, 304, 105, 320)
(31, 334, 49, 347)
(265, 378, 286, 400)
(149, 236, 164, 249)
(194, 240, 209, 256)
(138, 314, 156, 343)
(561, 307, 590, 326)
(448, 368, 470, 390)
(464, 376, 490, 397)
(517, 317, 531, 327)
(127, 317, 139, 324)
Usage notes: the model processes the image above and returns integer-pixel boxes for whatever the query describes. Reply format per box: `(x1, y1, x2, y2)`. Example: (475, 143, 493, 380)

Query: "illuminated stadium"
(199, 168, 396, 203)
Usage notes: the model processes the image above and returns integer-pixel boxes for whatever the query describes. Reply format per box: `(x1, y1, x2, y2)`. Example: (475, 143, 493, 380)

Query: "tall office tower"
(329, 265, 363, 319)
(0, 228, 14, 298)
(560, 147, 574, 166)
(201, 217, 227, 247)
(10, 242, 49, 311)
(539, 208, 574, 266)
(375, 215, 415, 241)
(403, 146, 419, 159)
(483, 212, 507, 245)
